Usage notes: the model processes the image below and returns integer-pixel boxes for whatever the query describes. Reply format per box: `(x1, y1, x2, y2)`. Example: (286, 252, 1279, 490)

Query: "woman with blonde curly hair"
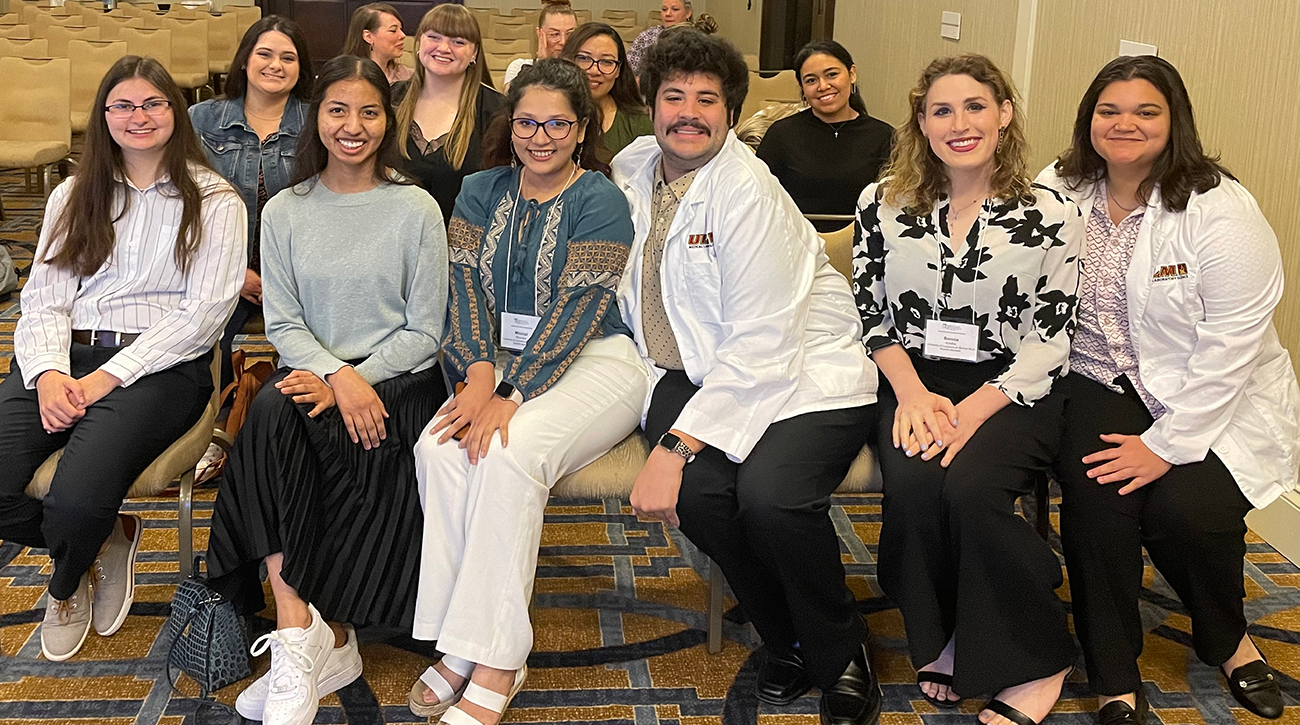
(852, 54, 1083, 725)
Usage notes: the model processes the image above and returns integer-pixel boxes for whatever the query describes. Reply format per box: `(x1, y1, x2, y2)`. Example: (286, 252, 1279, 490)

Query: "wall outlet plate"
(941, 11, 961, 40)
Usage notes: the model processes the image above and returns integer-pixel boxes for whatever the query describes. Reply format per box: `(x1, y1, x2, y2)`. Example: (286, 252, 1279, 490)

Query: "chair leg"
(23, 167, 32, 193)
(707, 557, 723, 654)
(178, 468, 194, 580)
(42, 165, 53, 200)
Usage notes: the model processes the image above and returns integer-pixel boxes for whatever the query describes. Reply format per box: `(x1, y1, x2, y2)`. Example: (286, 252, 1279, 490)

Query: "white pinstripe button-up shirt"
(16, 165, 247, 388)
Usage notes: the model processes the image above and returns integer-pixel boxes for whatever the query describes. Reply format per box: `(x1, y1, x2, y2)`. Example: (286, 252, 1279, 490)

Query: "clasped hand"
(894, 386, 1004, 468)
(323, 366, 388, 450)
(428, 381, 518, 464)
(35, 369, 119, 433)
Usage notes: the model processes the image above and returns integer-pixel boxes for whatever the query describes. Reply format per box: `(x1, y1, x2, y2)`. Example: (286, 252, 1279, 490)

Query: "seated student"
(1039, 55, 1298, 724)
(560, 22, 653, 163)
(205, 55, 449, 725)
(853, 54, 1083, 725)
(343, 2, 412, 84)
(190, 15, 312, 391)
(502, 0, 577, 89)
(0, 56, 245, 661)
(392, 3, 504, 225)
(617, 30, 881, 725)
(757, 40, 893, 232)
(406, 58, 649, 725)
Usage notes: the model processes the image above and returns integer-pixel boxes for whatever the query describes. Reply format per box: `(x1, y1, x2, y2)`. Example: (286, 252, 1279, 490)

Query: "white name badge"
(923, 319, 980, 362)
(501, 312, 542, 352)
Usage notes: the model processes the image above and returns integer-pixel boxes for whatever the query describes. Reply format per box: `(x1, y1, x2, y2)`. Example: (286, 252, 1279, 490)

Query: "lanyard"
(931, 197, 989, 323)
(502, 163, 578, 315)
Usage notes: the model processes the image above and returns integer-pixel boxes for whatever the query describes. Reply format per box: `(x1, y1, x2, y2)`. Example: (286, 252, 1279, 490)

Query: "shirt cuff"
(20, 354, 71, 389)
(98, 352, 147, 388)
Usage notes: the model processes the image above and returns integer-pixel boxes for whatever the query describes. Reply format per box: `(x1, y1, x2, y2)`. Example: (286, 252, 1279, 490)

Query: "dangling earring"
(511, 148, 519, 168)
(996, 126, 1007, 153)
(573, 141, 583, 163)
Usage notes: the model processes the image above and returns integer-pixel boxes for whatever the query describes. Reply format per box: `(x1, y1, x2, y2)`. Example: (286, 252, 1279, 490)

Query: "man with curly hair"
(611, 28, 883, 725)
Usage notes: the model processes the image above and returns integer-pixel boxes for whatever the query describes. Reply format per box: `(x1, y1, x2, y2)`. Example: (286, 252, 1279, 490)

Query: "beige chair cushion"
(0, 140, 69, 167)
(549, 432, 881, 500)
(70, 109, 88, 133)
(27, 351, 222, 500)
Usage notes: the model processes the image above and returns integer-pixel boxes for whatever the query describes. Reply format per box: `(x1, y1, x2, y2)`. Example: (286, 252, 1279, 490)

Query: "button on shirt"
(1070, 182, 1166, 416)
(640, 164, 697, 370)
(15, 169, 247, 389)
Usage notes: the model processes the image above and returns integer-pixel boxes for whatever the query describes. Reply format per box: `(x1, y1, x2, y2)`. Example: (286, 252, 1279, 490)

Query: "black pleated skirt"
(207, 365, 445, 629)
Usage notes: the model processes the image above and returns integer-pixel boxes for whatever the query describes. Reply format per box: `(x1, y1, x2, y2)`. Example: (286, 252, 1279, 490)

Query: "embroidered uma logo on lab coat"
(1152, 263, 1188, 281)
(687, 232, 714, 248)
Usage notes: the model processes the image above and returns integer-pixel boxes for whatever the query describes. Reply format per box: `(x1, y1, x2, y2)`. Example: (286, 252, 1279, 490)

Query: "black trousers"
(0, 344, 211, 599)
(1054, 372, 1253, 696)
(874, 355, 1076, 697)
(645, 369, 874, 688)
(219, 296, 259, 392)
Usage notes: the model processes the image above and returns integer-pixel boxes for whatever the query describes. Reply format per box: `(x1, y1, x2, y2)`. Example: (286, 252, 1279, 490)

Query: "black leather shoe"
(1097, 689, 1148, 725)
(756, 646, 813, 706)
(819, 642, 881, 725)
(1224, 660, 1284, 720)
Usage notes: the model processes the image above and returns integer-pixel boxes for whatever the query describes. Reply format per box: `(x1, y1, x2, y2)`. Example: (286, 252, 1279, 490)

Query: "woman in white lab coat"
(1039, 54, 1297, 724)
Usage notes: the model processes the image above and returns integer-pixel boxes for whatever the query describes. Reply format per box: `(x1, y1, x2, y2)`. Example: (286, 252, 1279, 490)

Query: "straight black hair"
(793, 39, 866, 115)
(223, 15, 313, 101)
(560, 22, 644, 116)
(291, 55, 407, 189)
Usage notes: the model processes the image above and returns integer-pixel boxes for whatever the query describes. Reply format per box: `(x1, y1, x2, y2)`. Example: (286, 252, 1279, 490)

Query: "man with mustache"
(610, 29, 884, 725)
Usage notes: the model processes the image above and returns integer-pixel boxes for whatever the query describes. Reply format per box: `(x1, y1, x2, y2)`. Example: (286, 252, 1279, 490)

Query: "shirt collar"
(654, 162, 698, 203)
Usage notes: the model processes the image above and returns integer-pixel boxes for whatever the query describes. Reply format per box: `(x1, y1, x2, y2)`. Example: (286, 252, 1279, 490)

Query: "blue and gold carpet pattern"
(0, 167, 1298, 724)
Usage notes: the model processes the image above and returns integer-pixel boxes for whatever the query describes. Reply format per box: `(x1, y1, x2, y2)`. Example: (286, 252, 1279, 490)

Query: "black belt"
(71, 330, 140, 348)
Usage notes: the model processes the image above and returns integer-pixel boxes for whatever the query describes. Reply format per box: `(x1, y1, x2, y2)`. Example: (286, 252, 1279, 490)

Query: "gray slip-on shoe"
(92, 513, 142, 636)
(40, 572, 93, 661)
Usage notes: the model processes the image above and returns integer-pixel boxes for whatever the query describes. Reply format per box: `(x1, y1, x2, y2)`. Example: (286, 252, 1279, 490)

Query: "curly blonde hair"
(880, 54, 1032, 215)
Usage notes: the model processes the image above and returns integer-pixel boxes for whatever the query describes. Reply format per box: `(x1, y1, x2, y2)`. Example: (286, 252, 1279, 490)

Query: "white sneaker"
(237, 622, 363, 721)
(248, 604, 334, 725)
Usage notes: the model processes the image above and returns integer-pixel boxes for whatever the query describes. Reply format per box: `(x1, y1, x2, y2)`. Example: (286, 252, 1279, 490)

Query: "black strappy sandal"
(916, 670, 963, 709)
(984, 698, 1040, 725)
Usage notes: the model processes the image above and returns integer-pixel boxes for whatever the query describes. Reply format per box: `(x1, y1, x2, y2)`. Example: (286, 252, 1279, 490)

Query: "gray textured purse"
(164, 556, 251, 699)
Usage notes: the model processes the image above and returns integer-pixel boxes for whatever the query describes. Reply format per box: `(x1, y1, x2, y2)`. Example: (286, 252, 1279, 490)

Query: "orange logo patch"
(1152, 263, 1188, 281)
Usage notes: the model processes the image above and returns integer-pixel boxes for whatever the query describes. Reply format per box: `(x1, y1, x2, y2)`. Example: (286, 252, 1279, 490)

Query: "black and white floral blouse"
(852, 181, 1084, 406)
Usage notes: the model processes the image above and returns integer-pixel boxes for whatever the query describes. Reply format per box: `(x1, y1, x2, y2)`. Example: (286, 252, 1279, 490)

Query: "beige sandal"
(408, 654, 474, 718)
(440, 666, 528, 725)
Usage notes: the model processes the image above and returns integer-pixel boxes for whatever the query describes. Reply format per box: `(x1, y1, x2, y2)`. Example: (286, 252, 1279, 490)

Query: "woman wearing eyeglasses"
(561, 23, 652, 163)
(501, 0, 577, 89)
(406, 59, 649, 725)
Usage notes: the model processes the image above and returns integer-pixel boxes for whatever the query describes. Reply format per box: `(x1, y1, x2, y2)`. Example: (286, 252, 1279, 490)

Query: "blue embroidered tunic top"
(445, 166, 635, 400)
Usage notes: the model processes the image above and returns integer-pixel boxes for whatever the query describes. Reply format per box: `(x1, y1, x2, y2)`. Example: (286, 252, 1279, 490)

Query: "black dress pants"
(1054, 372, 1253, 696)
(644, 369, 875, 689)
(874, 355, 1076, 697)
(0, 344, 211, 599)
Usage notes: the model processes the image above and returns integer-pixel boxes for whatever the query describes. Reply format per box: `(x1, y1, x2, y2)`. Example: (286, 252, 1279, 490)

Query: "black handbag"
(163, 555, 251, 699)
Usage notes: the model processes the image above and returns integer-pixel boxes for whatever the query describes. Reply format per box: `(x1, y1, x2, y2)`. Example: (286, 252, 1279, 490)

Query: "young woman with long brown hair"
(0, 56, 244, 662)
(342, 2, 412, 84)
(852, 54, 1083, 725)
(392, 3, 504, 223)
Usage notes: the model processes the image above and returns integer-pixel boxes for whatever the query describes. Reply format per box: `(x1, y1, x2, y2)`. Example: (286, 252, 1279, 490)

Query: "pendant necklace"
(827, 120, 851, 139)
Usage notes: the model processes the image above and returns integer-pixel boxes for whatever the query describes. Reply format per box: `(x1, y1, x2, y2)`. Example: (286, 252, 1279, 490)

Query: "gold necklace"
(1107, 185, 1139, 212)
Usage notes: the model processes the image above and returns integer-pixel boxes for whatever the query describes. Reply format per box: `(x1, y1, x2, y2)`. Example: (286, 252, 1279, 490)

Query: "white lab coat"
(612, 132, 876, 462)
(1037, 167, 1300, 508)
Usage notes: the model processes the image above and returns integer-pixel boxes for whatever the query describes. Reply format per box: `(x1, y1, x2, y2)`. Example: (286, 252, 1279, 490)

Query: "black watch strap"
(494, 380, 516, 399)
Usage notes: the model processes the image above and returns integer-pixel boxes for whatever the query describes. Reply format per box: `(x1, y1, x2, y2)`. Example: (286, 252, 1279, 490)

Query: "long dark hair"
(291, 55, 406, 189)
(482, 58, 609, 176)
(47, 56, 222, 276)
(223, 15, 313, 101)
(1054, 55, 1230, 212)
(793, 39, 865, 115)
(560, 22, 644, 116)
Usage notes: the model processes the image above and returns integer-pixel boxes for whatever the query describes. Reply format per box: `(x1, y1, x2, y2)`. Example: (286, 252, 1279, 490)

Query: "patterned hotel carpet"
(1, 168, 1299, 725)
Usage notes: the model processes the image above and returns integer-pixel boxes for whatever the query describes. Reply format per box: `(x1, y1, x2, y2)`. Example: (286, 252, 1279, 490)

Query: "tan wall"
(834, 0, 1019, 126)
(708, 0, 761, 55)
(832, 0, 1300, 366)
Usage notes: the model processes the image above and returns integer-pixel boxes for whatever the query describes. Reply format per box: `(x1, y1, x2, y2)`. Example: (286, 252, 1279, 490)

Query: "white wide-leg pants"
(411, 334, 651, 669)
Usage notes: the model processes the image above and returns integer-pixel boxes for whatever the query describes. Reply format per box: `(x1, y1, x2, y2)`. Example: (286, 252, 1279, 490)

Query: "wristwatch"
(657, 432, 696, 464)
(494, 380, 524, 404)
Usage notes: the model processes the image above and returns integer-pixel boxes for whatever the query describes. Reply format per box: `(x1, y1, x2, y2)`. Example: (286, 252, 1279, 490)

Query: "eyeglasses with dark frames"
(573, 53, 620, 75)
(510, 117, 578, 141)
(104, 99, 172, 118)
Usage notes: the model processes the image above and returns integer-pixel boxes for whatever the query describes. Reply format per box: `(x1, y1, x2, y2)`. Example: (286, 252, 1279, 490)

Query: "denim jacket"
(189, 96, 306, 266)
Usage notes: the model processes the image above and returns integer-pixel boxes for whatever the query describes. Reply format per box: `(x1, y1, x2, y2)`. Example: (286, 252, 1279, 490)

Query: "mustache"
(669, 121, 710, 135)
